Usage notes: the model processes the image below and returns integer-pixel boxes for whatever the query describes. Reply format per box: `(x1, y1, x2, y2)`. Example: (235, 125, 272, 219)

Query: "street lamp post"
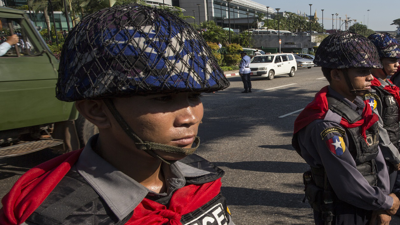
(335, 13, 338, 32)
(197, 4, 201, 27)
(246, 11, 249, 30)
(63, 0, 71, 31)
(332, 14, 334, 30)
(321, 9, 324, 32)
(220, 2, 223, 27)
(227, 0, 232, 43)
(309, 4, 312, 35)
(367, 9, 370, 28)
(276, 8, 281, 53)
(193, 10, 196, 26)
(266, 6, 269, 31)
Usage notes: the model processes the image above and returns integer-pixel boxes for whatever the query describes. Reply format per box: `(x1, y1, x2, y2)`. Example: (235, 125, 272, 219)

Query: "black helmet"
(314, 32, 382, 69)
(56, 4, 229, 102)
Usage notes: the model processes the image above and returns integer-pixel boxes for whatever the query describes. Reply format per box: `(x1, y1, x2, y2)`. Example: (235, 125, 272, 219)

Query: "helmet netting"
(56, 4, 229, 102)
(314, 32, 382, 69)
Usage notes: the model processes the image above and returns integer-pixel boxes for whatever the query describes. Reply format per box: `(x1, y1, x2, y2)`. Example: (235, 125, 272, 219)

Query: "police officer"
(239, 51, 252, 93)
(292, 32, 400, 225)
(366, 32, 400, 191)
(0, 5, 234, 225)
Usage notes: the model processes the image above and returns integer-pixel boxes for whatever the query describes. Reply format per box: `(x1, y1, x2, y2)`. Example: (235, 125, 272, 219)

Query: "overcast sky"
(252, 0, 399, 31)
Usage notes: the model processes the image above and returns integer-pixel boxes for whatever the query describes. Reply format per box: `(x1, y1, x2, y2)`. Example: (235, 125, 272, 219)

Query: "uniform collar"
(328, 86, 364, 113)
(75, 134, 211, 221)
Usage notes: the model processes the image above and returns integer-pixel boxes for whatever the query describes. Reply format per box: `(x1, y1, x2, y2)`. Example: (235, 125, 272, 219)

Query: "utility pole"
(321, 9, 324, 32)
(266, 6, 269, 31)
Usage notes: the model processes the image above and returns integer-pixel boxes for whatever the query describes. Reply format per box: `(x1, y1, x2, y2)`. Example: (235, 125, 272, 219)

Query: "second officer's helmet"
(314, 32, 382, 69)
(368, 32, 400, 59)
(56, 4, 230, 102)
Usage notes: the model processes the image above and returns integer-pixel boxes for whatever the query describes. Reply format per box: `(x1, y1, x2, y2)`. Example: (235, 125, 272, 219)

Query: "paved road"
(1, 67, 400, 224)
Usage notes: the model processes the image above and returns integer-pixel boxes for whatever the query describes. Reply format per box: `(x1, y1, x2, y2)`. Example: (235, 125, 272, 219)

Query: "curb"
(224, 72, 240, 77)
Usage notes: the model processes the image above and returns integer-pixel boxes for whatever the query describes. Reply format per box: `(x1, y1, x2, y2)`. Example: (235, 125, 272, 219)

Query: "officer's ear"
(330, 69, 342, 82)
(75, 99, 111, 129)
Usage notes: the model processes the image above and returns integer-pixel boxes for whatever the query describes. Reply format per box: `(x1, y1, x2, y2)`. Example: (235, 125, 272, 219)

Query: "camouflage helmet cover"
(368, 32, 400, 59)
(56, 4, 230, 102)
(314, 32, 382, 69)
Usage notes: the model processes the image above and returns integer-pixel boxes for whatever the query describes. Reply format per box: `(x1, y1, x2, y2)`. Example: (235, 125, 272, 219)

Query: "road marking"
(279, 108, 304, 118)
(317, 77, 326, 80)
(263, 83, 297, 91)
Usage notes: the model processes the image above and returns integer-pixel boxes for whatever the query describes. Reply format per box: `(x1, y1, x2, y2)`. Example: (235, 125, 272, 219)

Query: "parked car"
(242, 48, 265, 56)
(297, 53, 318, 66)
(294, 54, 314, 69)
(249, 53, 297, 80)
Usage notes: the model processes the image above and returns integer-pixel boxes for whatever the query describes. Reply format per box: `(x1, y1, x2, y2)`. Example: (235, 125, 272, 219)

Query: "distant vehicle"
(294, 54, 314, 69)
(249, 53, 297, 80)
(241, 48, 265, 56)
(297, 53, 318, 67)
(252, 29, 293, 36)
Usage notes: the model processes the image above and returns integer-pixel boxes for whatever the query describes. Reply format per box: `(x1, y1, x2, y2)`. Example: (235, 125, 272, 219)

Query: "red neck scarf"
(371, 78, 400, 111)
(0, 150, 221, 225)
(128, 179, 221, 225)
(293, 86, 379, 141)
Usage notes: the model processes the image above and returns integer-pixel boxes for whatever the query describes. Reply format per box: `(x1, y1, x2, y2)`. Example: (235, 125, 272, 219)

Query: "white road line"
(279, 108, 304, 119)
(317, 77, 326, 80)
(263, 83, 297, 91)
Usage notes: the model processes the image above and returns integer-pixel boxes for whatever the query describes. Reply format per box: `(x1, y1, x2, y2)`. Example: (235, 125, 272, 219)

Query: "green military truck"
(0, 7, 97, 158)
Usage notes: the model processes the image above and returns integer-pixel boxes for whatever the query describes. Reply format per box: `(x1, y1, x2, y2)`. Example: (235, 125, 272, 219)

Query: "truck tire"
(75, 114, 99, 148)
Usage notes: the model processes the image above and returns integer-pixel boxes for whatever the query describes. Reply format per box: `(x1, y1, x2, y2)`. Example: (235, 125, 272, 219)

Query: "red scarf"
(0, 150, 221, 225)
(293, 86, 379, 141)
(371, 78, 400, 112)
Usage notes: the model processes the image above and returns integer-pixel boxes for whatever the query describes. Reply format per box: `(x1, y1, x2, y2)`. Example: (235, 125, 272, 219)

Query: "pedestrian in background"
(292, 32, 400, 225)
(367, 32, 400, 192)
(239, 51, 252, 93)
(0, 5, 234, 225)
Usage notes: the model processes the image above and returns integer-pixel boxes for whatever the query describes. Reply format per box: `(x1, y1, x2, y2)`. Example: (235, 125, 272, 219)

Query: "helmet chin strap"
(103, 99, 200, 165)
(342, 69, 372, 95)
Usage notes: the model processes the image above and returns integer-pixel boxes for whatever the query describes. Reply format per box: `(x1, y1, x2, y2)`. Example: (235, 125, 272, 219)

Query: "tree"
(201, 21, 229, 45)
(349, 23, 374, 37)
(391, 18, 400, 37)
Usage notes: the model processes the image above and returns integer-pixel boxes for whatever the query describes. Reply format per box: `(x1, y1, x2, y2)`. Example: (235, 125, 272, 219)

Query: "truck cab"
(0, 7, 96, 158)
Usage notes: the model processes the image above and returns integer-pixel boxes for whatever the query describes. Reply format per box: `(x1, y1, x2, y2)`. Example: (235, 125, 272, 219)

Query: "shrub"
(223, 54, 241, 66)
(226, 43, 242, 54)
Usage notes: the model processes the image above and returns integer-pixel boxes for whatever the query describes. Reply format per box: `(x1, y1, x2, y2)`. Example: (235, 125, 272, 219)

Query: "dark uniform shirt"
(371, 78, 400, 166)
(297, 86, 393, 211)
(22, 135, 234, 225)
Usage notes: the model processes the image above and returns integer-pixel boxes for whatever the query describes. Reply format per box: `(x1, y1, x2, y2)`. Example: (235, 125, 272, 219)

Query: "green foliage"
(223, 53, 241, 66)
(207, 42, 223, 65)
(220, 65, 239, 71)
(207, 42, 219, 51)
(201, 21, 229, 45)
(348, 23, 375, 37)
(261, 11, 323, 33)
(226, 43, 242, 54)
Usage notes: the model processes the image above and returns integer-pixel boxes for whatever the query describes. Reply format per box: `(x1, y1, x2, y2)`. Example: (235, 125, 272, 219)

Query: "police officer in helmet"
(0, 5, 234, 225)
(366, 32, 400, 192)
(292, 32, 400, 224)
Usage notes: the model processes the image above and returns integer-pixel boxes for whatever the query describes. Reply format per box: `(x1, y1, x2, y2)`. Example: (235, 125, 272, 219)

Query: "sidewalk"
(223, 70, 240, 77)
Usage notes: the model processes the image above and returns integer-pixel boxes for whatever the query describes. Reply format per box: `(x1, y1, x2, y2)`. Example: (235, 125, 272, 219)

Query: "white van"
(249, 53, 297, 80)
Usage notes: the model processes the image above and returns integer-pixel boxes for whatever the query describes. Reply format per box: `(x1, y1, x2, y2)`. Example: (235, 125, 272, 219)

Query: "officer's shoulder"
(307, 120, 345, 139)
(178, 154, 225, 184)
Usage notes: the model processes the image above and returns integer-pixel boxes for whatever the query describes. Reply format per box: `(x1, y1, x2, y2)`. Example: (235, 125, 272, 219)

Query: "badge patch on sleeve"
(364, 93, 378, 110)
(325, 136, 346, 156)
